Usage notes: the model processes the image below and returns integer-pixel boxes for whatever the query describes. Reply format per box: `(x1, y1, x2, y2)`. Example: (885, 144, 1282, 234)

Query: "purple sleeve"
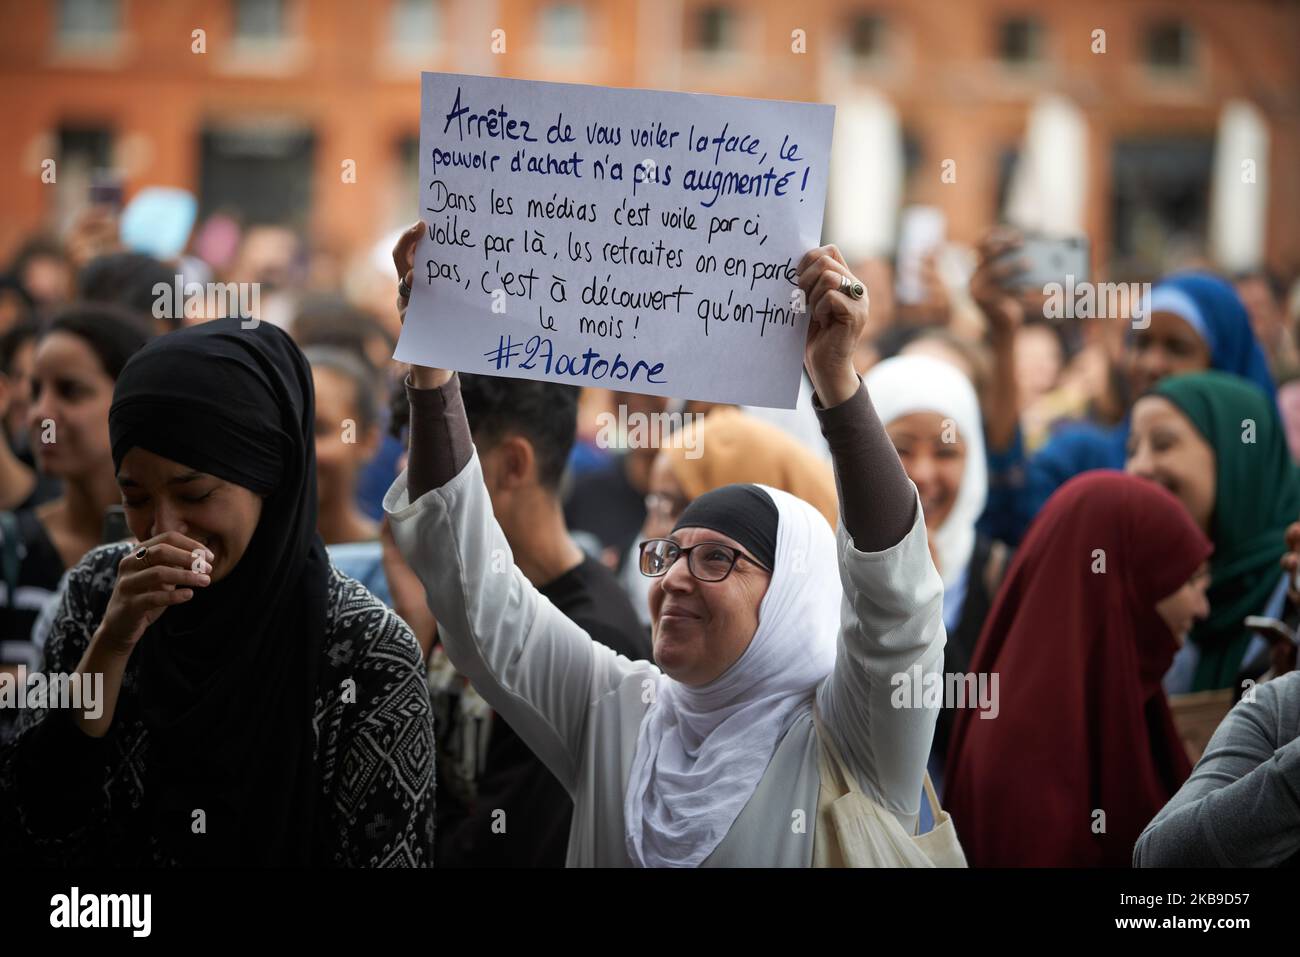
(813, 376, 918, 552)
(405, 372, 474, 500)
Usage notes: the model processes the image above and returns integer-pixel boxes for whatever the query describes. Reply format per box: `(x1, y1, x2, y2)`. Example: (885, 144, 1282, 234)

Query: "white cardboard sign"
(395, 71, 835, 408)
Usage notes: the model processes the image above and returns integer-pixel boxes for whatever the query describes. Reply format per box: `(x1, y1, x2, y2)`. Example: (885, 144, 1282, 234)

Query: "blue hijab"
(988, 272, 1276, 544)
(1146, 272, 1275, 399)
(1051, 271, 1275, 474)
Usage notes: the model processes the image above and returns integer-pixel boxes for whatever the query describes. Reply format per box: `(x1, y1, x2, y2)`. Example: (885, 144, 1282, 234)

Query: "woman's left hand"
(798, 244, 869, 407)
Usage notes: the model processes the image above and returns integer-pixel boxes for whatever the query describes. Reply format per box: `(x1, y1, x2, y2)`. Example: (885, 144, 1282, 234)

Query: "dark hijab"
(109, 317, 329, 865)
(944, 472, 1212, 866)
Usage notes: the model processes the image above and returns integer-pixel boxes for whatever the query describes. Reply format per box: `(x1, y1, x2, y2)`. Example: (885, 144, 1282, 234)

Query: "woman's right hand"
(393, 221, 453, 390)
(95, 532, 214, 656)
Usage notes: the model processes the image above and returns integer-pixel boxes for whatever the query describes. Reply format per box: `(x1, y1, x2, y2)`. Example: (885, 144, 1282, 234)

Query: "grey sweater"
(1133, 670, 1300, 867)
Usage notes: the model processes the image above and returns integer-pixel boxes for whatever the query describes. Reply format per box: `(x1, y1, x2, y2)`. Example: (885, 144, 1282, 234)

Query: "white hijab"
(623, 485, 840, 868)
(865, 354, 987, 588)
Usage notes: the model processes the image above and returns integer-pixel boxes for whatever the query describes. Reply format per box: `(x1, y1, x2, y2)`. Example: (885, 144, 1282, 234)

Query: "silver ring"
(839, 275, 865, 301)
(398, 278, 412, 300)
(135, 546, 150, 566)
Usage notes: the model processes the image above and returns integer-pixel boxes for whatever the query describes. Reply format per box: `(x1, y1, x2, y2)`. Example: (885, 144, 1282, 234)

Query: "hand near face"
(98, 531, 214, 655)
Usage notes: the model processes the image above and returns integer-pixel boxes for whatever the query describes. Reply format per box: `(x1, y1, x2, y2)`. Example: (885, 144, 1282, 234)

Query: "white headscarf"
(623, 485, 840, 868)
(865, 354, 987, 588)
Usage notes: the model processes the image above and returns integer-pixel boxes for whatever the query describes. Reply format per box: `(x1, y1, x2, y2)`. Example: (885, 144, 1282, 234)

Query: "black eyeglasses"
(638, 538, 767, 582)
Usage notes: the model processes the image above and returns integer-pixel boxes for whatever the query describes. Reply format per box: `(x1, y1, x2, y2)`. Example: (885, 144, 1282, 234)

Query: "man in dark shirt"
(432, 373, 646, 867)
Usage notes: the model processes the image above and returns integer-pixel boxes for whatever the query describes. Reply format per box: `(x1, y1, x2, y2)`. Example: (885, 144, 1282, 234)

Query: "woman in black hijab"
(0, 317, 435, 866)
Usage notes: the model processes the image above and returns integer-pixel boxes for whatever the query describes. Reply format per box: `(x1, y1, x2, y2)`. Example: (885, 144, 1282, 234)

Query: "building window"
(56, 0, 120, 49)
(1111, 137, 1214, 277)
(54, 126, 115, 225)
(846, 13, 887, 63)
(692, 5, 737, 53)
(540, 3, 587, 50)
(234, 0, 287, 43)
(199, 125, 315, 228)
(1145, 20, 1195, 72)
(998, 16, 1042, 66)
(58, 126, 114, 171)
(391, 0, 440, 52)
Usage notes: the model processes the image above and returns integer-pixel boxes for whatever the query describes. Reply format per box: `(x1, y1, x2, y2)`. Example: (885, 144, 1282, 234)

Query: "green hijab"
(1152, 371, 1300, 690)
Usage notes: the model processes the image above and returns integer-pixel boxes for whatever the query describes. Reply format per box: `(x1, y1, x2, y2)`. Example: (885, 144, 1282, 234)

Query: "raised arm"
(384, 224, 649, 794)
(797, 245, 946, 832)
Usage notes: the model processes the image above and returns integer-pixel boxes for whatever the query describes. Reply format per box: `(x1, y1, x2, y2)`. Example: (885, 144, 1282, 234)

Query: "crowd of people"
(0, 201, 1298, 868)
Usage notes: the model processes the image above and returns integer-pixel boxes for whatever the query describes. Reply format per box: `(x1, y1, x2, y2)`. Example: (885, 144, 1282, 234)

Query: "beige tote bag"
(812, 707, 968, 868)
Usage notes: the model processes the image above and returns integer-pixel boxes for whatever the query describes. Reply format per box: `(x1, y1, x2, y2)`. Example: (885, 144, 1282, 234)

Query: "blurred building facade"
(1, 0, 1297, 278)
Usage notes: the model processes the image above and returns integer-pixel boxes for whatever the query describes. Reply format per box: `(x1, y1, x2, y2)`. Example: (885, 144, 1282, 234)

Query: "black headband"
(672, 484, 778, 571)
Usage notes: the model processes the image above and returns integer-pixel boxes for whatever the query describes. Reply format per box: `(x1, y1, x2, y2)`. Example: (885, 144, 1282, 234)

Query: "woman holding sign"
(388, 222, 951, 866)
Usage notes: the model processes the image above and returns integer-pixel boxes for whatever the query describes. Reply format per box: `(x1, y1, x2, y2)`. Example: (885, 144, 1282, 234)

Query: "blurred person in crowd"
(306, 346, 394, 612)
(78, 251, 181, 336)
(1013, 319, 1066, 450)
(865, 354, 1007, 789)
(6, 237, 73, 308)
(1277, 370, 1300, 463)
(424, 367, 645, 867)
(0, 317, 435, 866)
(0, 318, 60, 511)
(1127, 371, 1300, 692)
(1236, 269, 1299, 373)
(1, 320, 39, 461)
(388, 227, 945, 866)
(292, 294, 396, 374)
(293, 295, 404, 522)
(623, 407, 838, 630)
(898, 328, 989, 397)
(564, 388, 667, 570)
(978, 227, 1275, 545)
(0, 305, 150, 743)
(226, 224, 303, 329)
(945, 472, 1212, 866)
(0, 275, 35, 338)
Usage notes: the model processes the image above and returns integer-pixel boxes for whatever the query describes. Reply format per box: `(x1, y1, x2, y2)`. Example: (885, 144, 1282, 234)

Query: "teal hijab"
(1152, 371, 1300, 690)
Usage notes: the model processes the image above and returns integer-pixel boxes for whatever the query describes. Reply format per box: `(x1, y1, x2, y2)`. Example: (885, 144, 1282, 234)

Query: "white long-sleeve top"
(384, 449, 944, 866)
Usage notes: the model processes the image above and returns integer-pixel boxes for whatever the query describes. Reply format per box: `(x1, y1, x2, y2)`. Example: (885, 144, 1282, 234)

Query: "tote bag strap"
(814, 700, 943, 835)
(812, 702, 863, 797)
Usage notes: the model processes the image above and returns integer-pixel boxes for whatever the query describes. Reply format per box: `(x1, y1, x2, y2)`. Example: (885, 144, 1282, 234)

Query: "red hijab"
(944, 472, 1212, 867)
